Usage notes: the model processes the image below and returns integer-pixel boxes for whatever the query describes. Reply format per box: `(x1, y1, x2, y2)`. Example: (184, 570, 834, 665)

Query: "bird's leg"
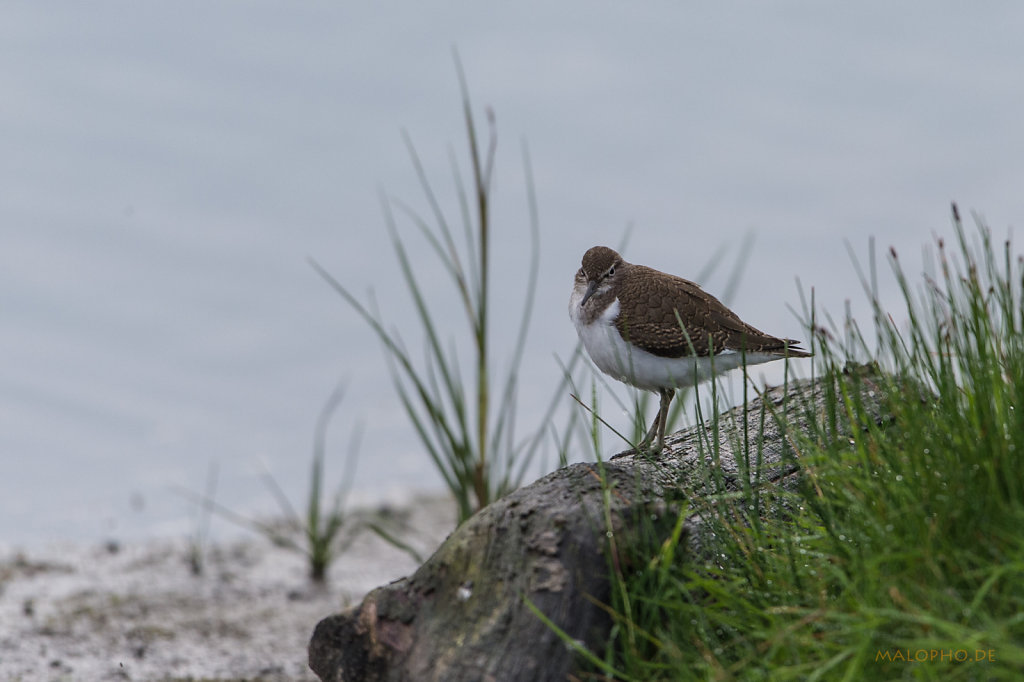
(654, 388, 674, 453)
(639, 409, 661, 449)
(638, 388, 674, 453)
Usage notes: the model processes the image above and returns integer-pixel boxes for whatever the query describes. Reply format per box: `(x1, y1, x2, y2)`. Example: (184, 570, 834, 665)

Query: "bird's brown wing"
(614, 266, 802, 359)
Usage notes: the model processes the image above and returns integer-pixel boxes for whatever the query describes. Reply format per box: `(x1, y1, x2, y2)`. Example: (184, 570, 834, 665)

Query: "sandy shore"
(0, 495, 455, 681)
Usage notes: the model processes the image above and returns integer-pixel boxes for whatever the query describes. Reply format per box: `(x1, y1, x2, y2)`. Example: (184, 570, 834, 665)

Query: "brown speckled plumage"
(571, 245, 810, 453)
(576, 246, 810, 359)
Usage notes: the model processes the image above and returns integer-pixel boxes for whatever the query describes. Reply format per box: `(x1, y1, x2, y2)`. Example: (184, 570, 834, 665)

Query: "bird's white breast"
(569, 288, 780, 392)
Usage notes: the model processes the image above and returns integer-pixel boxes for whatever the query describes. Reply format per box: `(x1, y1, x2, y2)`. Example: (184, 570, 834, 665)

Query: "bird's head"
(577, 246, 624, 307)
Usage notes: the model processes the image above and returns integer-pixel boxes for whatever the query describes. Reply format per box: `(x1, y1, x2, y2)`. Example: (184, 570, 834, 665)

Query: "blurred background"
(2, 2, 1022, 547)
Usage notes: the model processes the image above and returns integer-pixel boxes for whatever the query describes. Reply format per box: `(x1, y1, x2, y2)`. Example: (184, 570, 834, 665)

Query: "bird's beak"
(580, 280, 598, 307)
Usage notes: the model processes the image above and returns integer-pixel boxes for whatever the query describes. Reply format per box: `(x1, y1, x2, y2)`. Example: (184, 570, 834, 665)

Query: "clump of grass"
(311, 58, 571, 523)
(291, 381, 362, 583)
(576, 207, 1024, 679)
(185, 461, 218, 576)
(178, 382, 362, 584)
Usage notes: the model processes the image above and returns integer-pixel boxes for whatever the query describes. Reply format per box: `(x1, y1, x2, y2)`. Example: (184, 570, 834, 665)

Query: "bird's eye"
(608, 266, 615, 276)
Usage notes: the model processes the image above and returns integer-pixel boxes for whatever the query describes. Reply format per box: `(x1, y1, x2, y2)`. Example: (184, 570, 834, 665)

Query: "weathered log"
(309, 373, 879, 682)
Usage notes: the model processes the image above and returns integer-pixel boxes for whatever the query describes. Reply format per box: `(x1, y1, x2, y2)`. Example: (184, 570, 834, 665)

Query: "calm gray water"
(3, 2, 1023, 547)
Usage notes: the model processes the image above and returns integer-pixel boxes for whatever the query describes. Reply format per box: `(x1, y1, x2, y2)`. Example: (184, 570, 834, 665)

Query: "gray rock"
(309, 372, 882, 682)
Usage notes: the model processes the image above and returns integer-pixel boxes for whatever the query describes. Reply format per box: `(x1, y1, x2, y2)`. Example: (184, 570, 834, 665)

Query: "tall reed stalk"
(312, 59, 568, 523)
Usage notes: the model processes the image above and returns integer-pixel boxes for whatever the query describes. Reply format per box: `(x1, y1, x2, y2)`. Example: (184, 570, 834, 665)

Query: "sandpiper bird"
(569, 245, 810, 452)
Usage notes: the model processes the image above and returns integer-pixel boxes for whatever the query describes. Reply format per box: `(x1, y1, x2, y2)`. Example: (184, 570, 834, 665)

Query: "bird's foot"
(632, 437, 664, 456)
